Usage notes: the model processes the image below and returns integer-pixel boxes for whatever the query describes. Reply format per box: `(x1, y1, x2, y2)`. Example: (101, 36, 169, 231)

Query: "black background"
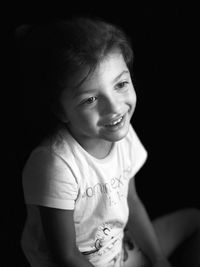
(4, 2, 199, 266)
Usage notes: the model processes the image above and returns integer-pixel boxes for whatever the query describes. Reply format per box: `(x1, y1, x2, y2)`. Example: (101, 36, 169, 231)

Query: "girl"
(17, 16, 200, 267)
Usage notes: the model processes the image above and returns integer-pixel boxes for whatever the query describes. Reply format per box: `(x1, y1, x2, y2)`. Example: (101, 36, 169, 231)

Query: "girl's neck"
(63, 124, 114, 159)
(82, 139, 114, 159)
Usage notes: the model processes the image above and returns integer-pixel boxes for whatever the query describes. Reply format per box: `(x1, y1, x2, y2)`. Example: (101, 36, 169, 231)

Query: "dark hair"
(16, 16, 134, 158)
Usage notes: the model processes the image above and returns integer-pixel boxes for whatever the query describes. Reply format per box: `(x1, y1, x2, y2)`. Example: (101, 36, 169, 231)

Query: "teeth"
(108, 116, 123, 126)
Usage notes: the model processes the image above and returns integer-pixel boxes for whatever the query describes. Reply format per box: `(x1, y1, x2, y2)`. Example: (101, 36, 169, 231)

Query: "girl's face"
(60, 51, 136, 152)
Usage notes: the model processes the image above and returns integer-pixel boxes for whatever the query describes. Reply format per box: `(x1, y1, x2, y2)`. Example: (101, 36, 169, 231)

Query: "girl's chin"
(103, 131, 128, 142)
(101, 124, 130, 142)
(100, 114, 130, 142)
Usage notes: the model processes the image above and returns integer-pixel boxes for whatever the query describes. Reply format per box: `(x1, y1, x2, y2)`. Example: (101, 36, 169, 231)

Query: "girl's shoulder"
(23, 129, 74, 172)
(122, 124, 148, 173)
(123, 124, 144, 149)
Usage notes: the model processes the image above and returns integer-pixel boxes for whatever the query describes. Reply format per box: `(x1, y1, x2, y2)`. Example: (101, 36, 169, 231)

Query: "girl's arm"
(126, 178, 172, 267)
(39, 206, 93, 267)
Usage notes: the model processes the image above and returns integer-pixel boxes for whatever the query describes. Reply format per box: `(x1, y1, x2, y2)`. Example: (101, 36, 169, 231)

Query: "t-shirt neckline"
(60, 127, 118, 164)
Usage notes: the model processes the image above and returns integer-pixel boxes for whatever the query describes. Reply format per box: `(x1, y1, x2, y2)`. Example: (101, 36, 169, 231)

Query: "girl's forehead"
(78, 52, 128, 87)
(62, 51, 129, 98)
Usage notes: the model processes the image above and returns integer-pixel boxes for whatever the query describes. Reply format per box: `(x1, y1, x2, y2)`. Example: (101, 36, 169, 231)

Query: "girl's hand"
(153, 258, 173, 267)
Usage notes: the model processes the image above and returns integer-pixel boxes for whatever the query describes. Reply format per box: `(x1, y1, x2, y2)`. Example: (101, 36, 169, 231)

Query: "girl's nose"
(100, 94, 123, 115)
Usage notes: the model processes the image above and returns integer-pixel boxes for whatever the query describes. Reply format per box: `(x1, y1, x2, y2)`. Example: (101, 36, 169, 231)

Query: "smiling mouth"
(105, 116, 124, 127)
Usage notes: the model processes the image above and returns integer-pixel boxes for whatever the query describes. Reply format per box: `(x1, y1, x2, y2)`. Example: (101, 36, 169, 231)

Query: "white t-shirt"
(21, 124, 147, 267)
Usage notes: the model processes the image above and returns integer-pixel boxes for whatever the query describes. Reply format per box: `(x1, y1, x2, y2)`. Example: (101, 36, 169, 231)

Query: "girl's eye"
(84, 96, 97, 105)
(115, 81, 129, 90)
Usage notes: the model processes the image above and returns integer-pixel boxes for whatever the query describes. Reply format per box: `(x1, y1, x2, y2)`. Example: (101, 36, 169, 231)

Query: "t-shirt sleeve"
(22, 147, 79, 210)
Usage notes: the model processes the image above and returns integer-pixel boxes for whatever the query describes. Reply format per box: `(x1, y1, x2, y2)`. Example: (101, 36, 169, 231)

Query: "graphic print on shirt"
(81, 166, 132, 207)
(82, 222, 123, 256)
(81, 166, 133, 265)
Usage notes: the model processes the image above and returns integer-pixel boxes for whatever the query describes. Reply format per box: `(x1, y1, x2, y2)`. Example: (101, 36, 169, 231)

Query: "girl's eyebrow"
(73, 70, 130, 99)
(111, 70, 129, 84)
(72, 88, 96, 99)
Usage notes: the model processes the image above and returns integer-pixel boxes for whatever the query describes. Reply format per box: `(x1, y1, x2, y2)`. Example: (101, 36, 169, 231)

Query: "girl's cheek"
(129, 89, 137, 102)
(79, 111, 94, 122)
(83, 112, 99, 125)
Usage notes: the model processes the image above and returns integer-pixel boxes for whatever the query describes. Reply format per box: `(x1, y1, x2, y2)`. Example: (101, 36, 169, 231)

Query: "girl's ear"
(56, 108, 69, 124)
(60, 114, 69, 124)
(51, 103, 69, 124)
